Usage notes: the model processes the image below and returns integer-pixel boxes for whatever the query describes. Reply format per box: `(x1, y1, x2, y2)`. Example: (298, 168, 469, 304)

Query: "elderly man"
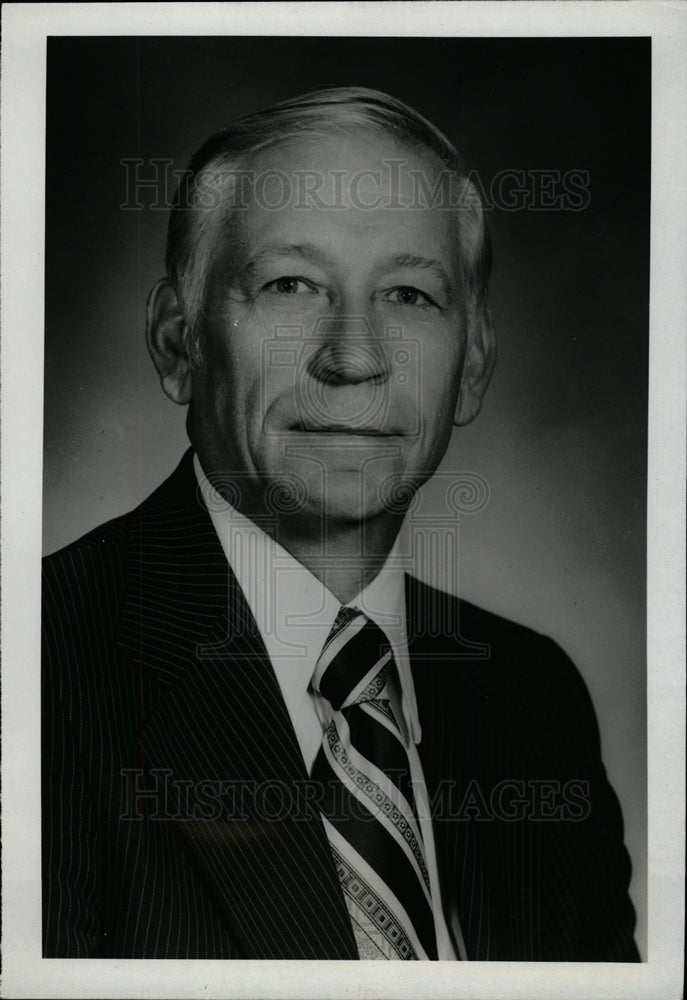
(42, 87, 638, 961)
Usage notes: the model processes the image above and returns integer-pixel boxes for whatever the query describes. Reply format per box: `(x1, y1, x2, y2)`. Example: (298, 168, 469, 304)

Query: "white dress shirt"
(194, 454, 460, 960)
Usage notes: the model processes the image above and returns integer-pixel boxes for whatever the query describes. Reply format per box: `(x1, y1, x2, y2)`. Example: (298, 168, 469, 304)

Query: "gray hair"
(166, 86, 492, 363)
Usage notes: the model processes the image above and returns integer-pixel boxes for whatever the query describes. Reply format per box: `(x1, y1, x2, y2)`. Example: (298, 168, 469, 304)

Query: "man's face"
(190, 132, 471, 523)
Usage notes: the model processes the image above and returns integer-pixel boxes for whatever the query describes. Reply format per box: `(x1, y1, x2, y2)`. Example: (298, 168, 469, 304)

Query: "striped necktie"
(311, 606, 438, 960)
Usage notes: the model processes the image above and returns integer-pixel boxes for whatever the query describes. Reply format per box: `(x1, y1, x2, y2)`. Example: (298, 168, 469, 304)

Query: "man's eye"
(265, 276, 316, 295)
(385, 286, 435, 307)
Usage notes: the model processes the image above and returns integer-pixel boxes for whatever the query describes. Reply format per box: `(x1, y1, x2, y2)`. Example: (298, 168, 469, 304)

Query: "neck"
(193, 439, 407, 604)
(272, 512, 405, 604)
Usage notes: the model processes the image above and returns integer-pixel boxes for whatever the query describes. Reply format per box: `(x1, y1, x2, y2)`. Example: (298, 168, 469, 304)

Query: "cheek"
(204, 306, 268, 390)
(402, 326, 463, 450)
(416, 323, 464, 396)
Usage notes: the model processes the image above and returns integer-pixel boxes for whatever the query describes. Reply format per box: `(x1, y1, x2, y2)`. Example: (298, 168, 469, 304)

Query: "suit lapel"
(406, 574, 500, 960)
(116, 451, 357, 959)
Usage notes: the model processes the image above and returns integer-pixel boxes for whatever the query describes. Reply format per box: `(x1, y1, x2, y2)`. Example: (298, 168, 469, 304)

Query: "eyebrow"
(240, 244, 455, 295)
(387, 253, 454, 296)
(240, 244, 330, 279)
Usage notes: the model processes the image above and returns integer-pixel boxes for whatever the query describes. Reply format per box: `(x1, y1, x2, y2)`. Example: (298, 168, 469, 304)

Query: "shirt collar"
(194, 453, 421, 745)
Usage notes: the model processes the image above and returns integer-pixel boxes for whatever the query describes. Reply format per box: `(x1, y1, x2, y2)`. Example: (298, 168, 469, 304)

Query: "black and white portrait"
(3, 5, 685, 998)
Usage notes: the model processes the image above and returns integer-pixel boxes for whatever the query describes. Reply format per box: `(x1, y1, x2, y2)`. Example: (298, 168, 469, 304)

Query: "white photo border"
(2, 3, 685, 998)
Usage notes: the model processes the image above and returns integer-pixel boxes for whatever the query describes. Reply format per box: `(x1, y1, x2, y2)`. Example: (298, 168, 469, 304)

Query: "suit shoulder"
(42, 510, 134, 643)
(42, 451, 195, 656)
(43, 510, 132, 582)
(407, 576, 599, 736)
(408, 574, 552, 649)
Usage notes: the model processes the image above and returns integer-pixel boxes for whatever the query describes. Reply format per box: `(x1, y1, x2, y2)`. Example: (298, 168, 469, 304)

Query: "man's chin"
(295, 473, 408, 525)
(260, 460, 419, 525)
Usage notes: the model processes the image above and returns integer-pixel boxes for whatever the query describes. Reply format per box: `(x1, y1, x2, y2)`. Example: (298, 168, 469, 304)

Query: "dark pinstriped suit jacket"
(42, 449, 639, 960)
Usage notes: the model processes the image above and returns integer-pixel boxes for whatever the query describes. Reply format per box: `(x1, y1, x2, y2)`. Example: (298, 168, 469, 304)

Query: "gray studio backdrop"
(43, 37, 649, 954)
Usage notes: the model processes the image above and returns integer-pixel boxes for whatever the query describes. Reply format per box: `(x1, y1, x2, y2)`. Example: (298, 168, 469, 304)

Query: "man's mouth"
(289, 421, 397, 436)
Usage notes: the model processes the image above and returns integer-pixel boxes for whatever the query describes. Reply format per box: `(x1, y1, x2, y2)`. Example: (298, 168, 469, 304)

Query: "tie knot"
(312, 607, 393, 711)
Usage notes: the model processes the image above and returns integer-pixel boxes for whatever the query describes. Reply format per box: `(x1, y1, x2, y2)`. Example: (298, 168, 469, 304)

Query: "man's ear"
(146, 278, 193, 404)
(454, 307, 496, 427)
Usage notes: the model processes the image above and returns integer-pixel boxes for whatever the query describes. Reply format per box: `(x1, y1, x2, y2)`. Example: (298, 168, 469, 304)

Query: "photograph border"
(2, 3, 685, 998)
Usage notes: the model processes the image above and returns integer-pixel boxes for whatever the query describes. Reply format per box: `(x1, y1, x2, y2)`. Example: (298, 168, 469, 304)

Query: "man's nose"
(305, 312, 391, 386)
